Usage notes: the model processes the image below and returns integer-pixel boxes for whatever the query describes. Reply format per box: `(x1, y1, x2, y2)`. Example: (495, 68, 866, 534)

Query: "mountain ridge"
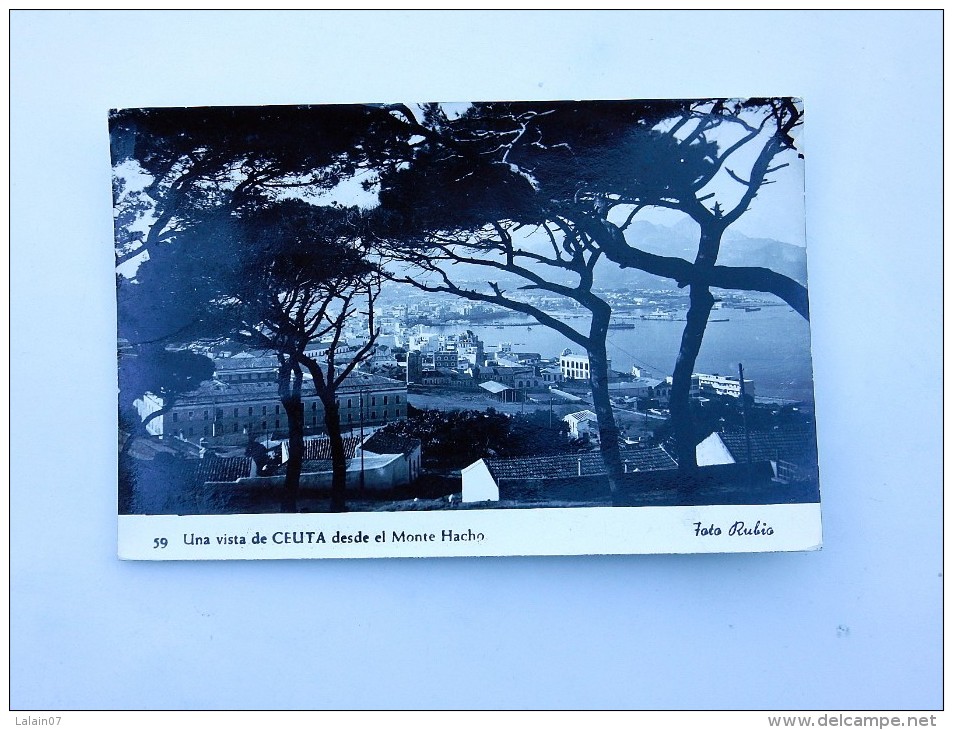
(390, 220, 809, 293)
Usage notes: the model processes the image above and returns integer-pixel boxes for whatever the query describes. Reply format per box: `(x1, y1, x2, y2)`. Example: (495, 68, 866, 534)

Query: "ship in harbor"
(640, 308, 676, 321)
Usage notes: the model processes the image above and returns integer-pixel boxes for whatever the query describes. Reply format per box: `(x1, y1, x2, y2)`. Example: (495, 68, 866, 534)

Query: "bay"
(417, 304, 816, 403)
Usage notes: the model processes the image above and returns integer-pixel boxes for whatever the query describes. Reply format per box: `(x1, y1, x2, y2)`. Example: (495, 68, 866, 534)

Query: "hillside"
(387, 219, 809, 293)
(594, 221, 808, 291)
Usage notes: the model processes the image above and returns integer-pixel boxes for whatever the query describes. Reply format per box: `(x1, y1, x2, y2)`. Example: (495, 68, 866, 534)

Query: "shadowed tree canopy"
(117, 344, 215, 456)
(501, 98, 808, 316)
(373, 98, 807, 477)
(375, 99, 807, 318)
(112, 103, 400, 514)
(170, 199, 377, 351)
(119, 345, 215, 409)
(124, 196, 382, 512)
(370, 102, 701, 496)
(110, 104, 409, 267)
(375, 100, 689, 230)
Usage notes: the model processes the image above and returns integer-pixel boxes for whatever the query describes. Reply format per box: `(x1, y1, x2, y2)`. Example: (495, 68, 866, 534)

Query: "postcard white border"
(119, 503, 821, 560)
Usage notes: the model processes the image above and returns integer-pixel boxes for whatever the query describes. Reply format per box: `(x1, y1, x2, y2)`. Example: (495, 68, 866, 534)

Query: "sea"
(415, 304, 816, 403)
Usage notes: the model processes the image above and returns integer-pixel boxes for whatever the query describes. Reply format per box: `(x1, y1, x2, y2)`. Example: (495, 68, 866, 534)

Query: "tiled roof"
(718, 430, 818, 465)
(339, 371, 405, 389)
(362, 432, 420, 456)
(214, 356, 279, 371)
(303, 436, 362, 461)
(196, 456, 252, 484)
(188, 380, 279, 397)
(272, 459, 333, 476)
(486, 446, 677, 481)
(174, 368, 406, 403)
(565, 409, 597, 423)
(484, 365, 534, 373)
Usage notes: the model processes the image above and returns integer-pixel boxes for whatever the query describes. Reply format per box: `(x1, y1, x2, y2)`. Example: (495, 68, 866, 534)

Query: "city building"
(539, 366, 564, 386)
(560, 352, 591, 381)
(405, 350, 423, 384)
(493, 342, 539, 365)
(607, 377, 671, 404)
(455, 330, 485, 366)
(559, 352, 612, 381)
(135, 356, 408, 446)
(563, 409, 599, 440)
(434, 350, 459, 370)
(691, 373, 756, 399)
(478, 380, 517, 402)
(477, 364, 540, 390)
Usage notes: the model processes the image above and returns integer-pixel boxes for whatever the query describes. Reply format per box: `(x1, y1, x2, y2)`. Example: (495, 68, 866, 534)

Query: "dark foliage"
(375, 408, 572, 471)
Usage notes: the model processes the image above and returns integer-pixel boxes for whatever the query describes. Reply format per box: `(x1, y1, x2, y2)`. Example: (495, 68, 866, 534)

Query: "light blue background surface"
(10, 11, 942, 710)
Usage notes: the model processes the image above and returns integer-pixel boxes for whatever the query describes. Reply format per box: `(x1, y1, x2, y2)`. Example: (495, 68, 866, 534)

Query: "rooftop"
(718, 429, 818, 466)
(485, 445, 677, 481)
(479, 381, 513, 395)
(302, 436, 362, 461)
(214, 356, 280, 371)
(175, 368, 405, 402)
(607, 377, 664, 390)
(362, 432, 421, 456)
(196, 456, 253, 484)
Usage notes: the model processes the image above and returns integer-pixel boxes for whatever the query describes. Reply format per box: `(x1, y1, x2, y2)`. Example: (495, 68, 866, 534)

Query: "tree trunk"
(587, 341, 624, 499)
(670, 225, 722, 474)
(278, 360, 304, 513)
(297, 356, 350, 513)
(583, 184, 809, 319)
(670, 284, 716, 473)
(322, 396, 349, 513)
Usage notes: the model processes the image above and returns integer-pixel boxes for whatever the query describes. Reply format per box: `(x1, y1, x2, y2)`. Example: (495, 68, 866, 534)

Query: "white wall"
(695, 433, 736, 467)
(462, 460, 500, 503)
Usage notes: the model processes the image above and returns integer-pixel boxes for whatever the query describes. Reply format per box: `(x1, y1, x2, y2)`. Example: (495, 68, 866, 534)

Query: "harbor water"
(419, 304, 816, 403)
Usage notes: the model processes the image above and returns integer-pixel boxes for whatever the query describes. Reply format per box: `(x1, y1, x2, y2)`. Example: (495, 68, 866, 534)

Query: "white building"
(221, 433, 422, 492)
(563, 409, 599, 440)
(539, 366, 564, 385)
(560, 352, 592, 381)
(135, 357, 408, 446)
(559, 352, 612, 381)
(692, 373, 755, 399)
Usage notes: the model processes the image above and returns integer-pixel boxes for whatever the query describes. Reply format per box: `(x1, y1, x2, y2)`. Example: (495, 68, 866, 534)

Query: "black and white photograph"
(14, 8, 941, 713)
(113, 98, 820, 558)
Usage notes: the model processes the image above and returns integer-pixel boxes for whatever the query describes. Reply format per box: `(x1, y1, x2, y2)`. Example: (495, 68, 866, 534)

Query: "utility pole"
(359, 388, 365, 491)
(739, 363, 753, 486)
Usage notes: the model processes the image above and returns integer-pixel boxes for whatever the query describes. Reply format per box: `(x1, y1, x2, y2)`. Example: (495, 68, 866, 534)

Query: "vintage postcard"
(113, 98, 821, 559)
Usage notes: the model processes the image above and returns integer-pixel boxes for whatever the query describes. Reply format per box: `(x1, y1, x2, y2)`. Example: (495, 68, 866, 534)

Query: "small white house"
(694, 430, 817, 483)
(563, 409, 599, 440)
(461, 446, 679, 503)
(269, 434, 421, 490)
